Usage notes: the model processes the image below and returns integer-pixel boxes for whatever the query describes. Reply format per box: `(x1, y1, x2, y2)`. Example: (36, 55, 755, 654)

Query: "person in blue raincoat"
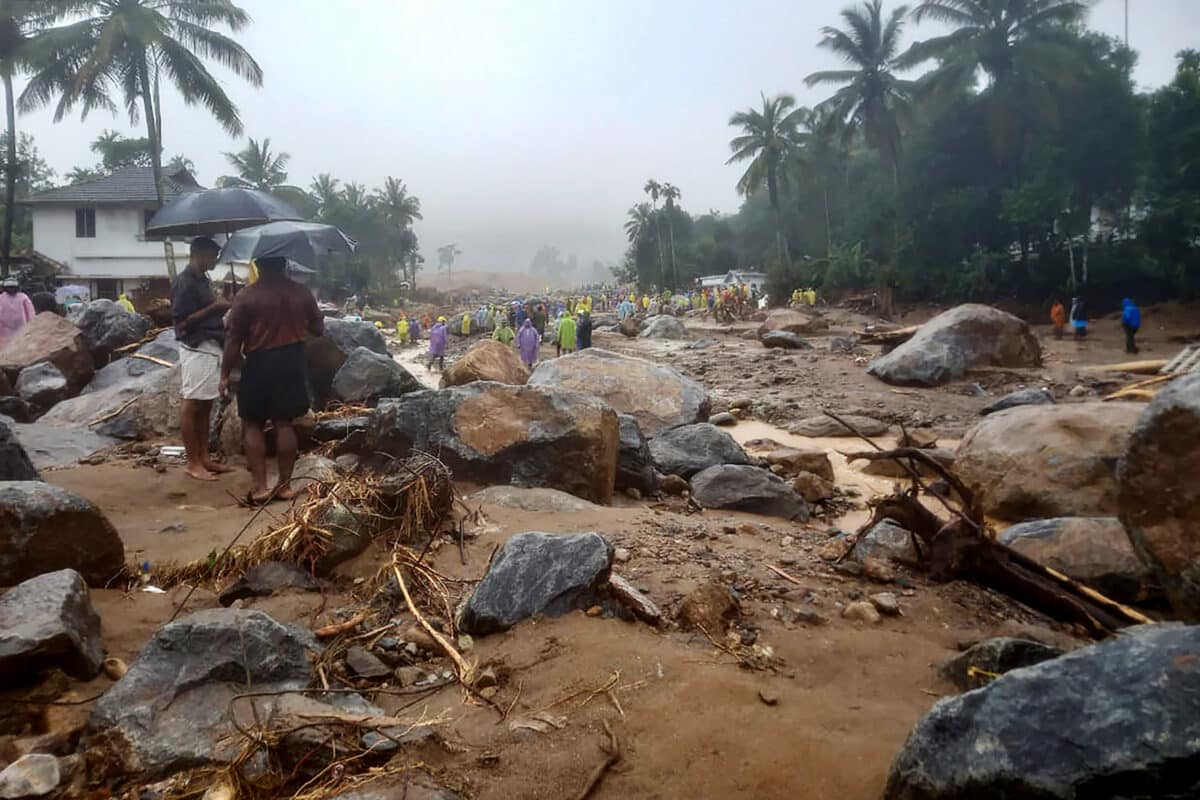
(1121, 298, 1141, 355)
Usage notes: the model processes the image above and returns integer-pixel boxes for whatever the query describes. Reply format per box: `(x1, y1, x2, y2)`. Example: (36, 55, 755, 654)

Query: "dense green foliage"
(0, 132, 54, 252)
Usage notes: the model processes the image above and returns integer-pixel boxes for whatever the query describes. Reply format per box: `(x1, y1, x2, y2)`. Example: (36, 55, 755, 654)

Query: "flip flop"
(242, 491, 273, 508)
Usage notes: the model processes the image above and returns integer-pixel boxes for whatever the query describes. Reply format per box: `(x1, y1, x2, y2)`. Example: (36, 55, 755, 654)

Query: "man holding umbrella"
(220, 256, 324, 505)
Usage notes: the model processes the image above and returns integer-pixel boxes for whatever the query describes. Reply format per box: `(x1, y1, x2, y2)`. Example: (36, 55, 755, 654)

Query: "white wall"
(32, 204, 180, 280)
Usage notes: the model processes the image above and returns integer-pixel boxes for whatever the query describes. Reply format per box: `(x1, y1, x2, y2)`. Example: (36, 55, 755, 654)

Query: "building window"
(75, 208, 96, 238)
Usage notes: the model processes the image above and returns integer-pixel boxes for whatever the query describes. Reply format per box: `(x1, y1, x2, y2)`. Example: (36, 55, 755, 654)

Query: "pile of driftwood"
(829, 411, 1152, 638)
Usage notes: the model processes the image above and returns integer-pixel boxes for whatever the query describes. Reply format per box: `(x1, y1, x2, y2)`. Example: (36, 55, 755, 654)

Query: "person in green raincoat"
(493, 318, 515, 345)
(557, 313, 577, 356)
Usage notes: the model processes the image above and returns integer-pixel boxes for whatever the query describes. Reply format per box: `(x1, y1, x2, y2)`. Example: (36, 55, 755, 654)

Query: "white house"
(698, 269, 768, 290)
(25, 166, 201, 300)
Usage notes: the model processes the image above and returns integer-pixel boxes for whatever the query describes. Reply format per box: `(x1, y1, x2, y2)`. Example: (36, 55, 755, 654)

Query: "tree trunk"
(138, 55, 175, 280)
(668, 217, 677, 289)
(2, 70, 16, 278)
(822, 181, 833, 257)
(1066, 235, 1077, 289)
(1081, 239, 1089, 286)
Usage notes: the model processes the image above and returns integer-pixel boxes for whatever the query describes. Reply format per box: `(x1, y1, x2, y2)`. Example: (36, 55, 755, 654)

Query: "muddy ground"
(21, 301, 1194, 799)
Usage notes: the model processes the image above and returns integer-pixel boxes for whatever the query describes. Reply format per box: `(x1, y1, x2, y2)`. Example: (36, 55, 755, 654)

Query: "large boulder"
(937, 637, 1065, 692)
(0, 482, 124, 586)
(528, 349, 709, 436)
(321, 317, 388, 356)
(757, 308, 829, 337)
(74, 299, 151, 362)
(639, 315, 687, 340)
(868, 304, 1041, 387)
(0, 419, 39, 479)
(458, 532, 613, 635)
(761, 330, 812, 350)
(466, 486, 599, 513)
(16, 362, 68, 412)
(999, 517, 1155, 604)
(12, 423, 117, 470)
(615, 413, 657, 494)
(0, 569, 102, 681)
(89, 609, 316, 777)
(83, 330, 179, 394)
(40, 365, 180, 440)
(885, 625, 1200, 800)
(1118, 374, 1200, 620)
(332, 347, 421, 404)
(956, 403, 1142, 522)
(690, 465, 809, 521)
(364, 382, 619, 504)
(980, 387, 1054, 416)
(0, 313, 94, 392)
(441, 339, 530, 388)
(648, 423, 748, 478)
(308, 318, 389, 409)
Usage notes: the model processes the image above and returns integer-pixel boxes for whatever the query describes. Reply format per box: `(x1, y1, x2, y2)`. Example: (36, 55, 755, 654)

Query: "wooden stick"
(391, 558, 474, 683)
(128, 352, 175, 368)
(765, 564, 805, 586)
(314, 611, 368, 639)
(87, 395, 139, 426)
(574, 720, 621, 800)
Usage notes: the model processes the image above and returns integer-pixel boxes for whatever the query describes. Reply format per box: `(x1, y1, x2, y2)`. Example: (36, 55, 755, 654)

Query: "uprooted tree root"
(826, 410, 1154, 638)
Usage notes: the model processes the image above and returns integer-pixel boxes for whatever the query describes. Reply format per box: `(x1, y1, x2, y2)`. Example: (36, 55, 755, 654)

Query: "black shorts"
(238, 342, 310, 424)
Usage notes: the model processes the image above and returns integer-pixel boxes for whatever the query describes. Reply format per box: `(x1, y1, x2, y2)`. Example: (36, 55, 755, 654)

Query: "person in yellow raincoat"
(806, 288, 818, 306)
(493, 317, 515, 345)
(461, 313, 472, 336)
(116, 292, 135, 313)
(396, 316, 410, 345)
(641, 294, 650, 310)
(557, 313, 577, 356)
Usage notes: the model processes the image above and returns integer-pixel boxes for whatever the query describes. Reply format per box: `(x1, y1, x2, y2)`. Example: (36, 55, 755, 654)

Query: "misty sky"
(16, 0, 1199, 272)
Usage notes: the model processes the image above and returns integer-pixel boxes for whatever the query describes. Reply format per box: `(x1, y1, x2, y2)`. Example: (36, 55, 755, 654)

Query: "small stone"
(404, 642, 419, 657)
(400, 624, 437, 651)
(608, 574, 662, 625)
(393, 666, 422, 687)
(709, 412, 736, 426)
(475, 667, 499, 689)
(842, 601, 882, 624)
(586, 605, 603, 617)
(1069, 384, 1093, 398)
(102, 657, 127, 680)
(792, 471, 834, 502)
(781, 536, 794, 548)
(0, 754, 60, 798)
(480, 686, 498, 700)
(457, 634, 474, 653)
(862, 557, 898, 584)
(869, 592, 901, 616)
(758, 689, 779, 706)
(344, 646, 391, 679)
(792, 606, 829, 626)
(614, 547, 631, 563)
(660, 474, 690, 496)
(625, 487, 642, 501)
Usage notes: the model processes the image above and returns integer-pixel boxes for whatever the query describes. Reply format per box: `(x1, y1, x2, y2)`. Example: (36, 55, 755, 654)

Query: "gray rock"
(980, 387, 1054, 416)
(313, 502, 377, 576)
(0, 397, 30, 423)
(649, 423, 748, 478)
(761, 331, 812, 350)
(829, 336, 856, 353)
(1119, 373, 1200, 620)
(999, 517, 1155, 604)
(466, 486, 599, 513)
(15, 363, 67, 412)
(937, 637, 1065, 692)
(311, 414, 372, 443)
(89, 609, 316, 777)
(0, 419, 39, 480)
(868, 304, 1041, 387)
(0, 482, 123, 586)
(886, 625, 1200, 800)
(332, 347, 421, 404)
(615, 413, 658, 495)
(459, 532, 613, 634)
(345, 646, 391, 679)
(856, 519, 919, 565)
(787, 414, 889, 437)
(0, 569, 102, 681)
(0, 754, 60, 799)
(218, 561, 320, 607)
(686, 337, 718, 350)
(321, 317, 389, 356)
(83, 330, 179, 395)
(608, 574, 661, 625)
(689, 465, 809, 521)
(708, 411, 736, 426)
(289, 453, 339, 493)
(639, 315, 688, 340)
(764, 448, 834, 481)
(11, 423, 117, 470)
(75, 299, 151, 362)
(41, 364, 179, 441)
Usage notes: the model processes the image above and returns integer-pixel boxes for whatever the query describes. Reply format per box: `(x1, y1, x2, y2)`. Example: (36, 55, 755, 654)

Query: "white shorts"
(179, 341, 222, 401)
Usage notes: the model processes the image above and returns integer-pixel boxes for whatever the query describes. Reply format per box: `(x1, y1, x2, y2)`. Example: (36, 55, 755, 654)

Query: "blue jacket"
(1122, 299, 1141, 330)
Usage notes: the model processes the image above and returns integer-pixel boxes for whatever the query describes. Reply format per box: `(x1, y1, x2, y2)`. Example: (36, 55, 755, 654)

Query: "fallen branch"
(390, 558, 474, 684)
(314, 612, 368, 639)
(765, 564, 806, 586)
(573, 720, 621, 800)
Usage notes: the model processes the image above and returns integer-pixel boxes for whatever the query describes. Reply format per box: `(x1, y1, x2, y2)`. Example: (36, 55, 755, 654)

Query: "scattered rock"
(842, 601, 882, 624)
(365, 382, 619, 504)
(83, 329, 178, 394)
(0, 313, 94, 393)
(1118, 373, 1200, 620)
(678, 579, 739, 632)
(467, 485, 599, 513)
(528, 349, 709, 436)
(937, 637, 1065, 692)
(787, 415, 889, 437)
(791, 605, 829, 626)
(40, 365, 180, 440)
(309, 319, 390, 408)
(441, 339, 531, 388)
(708, 411, 736, 426)
(758, 689, 779, 706)
(0, 569, 102, 682)
(217, 561, 321, 607)
(344, 646, 391, 679)
(0, 482, 124, 586)
(867, 304, 1041, 387)
(855, 519, 919, 565)
(458, 532, 613, 635)
(764, 448, 834, 481)
(829, 336, 856, 353)
(0, 754, 60, 799)
(639, 315, 688, 340)
(321, 317, 389, 356)
(659, 473, 689, 496)
(0, 419, 39, 480)
(613, 547, 631, 562)
(869, 592, 901, 616)
(11, 423, 117, 470)
(617, 316, 639, 337)
(757, 308, 829, 337)
(332, 347, 421, 404)
(690, 465, 809, 521)
(0, 396, 30, 422)
(980, 387, 1054, 416)
(289, 453, 339, 494)
(957, 402, 1142, 522)
(313, 501, 376, 576)
(649, 423, 748, 478)
(1068, 384, 1094, 398)
(74, 299, 151, 363)
(858, 448, 956, 479)
(999, 517, 1155, 604)
(886, 626, 1200, 799)
(761, 331, 812, 350)
(15, 363, 67, 412)
(615, 413, 658, 495)
(608, 574, 661, 625)
(791, 471, 834, 502)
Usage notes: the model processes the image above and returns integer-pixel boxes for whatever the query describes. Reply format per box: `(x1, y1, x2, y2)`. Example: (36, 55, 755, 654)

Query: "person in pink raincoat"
(0, 277, 35, 346)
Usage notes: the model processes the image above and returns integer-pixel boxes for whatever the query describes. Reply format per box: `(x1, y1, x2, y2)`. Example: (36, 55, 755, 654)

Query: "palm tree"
(643, 178, 666, 287)
(20, 0, 263, 277)
(805, 0, 914, 185)
(0, 1, 81, 274)
(65, 166, 104, 184)
(310, 173, 341, 218)
(220, 137, 289, 190)
(661, 182, 681, 288)
(624, 202, 654, 243)
(375, 177, 422, 229)
(437, 244, 462, 280)
(727, 92, 807, 267)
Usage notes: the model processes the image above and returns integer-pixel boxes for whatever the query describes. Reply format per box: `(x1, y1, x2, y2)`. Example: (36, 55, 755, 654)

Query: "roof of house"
(24, 166, 203, 205)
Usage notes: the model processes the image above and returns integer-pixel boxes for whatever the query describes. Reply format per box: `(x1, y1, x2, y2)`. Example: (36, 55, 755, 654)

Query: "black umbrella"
(219, 221, 356, 267)
(145, 188, 303, 237)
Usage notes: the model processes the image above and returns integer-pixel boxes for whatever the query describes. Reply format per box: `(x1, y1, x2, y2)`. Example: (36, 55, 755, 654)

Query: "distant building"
(698, 269, 768, 289)
(24, 166, 201, 299)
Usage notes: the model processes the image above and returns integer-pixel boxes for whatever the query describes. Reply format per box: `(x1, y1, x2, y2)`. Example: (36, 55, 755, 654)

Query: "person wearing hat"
(428, 316, 449, 371)
(171, 236, 232, 482)
(0, 276, 34, 347)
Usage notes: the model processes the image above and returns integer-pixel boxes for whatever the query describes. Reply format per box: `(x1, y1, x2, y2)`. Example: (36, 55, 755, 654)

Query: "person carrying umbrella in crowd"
(219, 256, 323, 505)
(493, 317, 515, 345)
(1121, 297, 1141, 354)
(0, 277, 35, 347)
(171, 237, 235, 483)
(576, 309, 593, 350)
(517, 318, 539, 367)
(428, 316, 448, 371)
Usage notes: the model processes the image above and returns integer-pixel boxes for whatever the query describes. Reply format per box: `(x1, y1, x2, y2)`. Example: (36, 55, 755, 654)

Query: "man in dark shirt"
(170, 237, 232, 482)
(220, 256, 324, 505)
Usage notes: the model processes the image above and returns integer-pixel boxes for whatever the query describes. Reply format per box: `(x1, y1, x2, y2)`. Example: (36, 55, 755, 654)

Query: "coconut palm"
(624, 202, 655, 243)
(375, 177, 422, 229)
(643, 178, 667, 286)
(661, 182, 681, 287)
(220, 137, 312, 213)
(437, 244, 462, 279)
(805, 0, 915, 183)
(310, 173, 341, 217)
(727, 92, 807, 266)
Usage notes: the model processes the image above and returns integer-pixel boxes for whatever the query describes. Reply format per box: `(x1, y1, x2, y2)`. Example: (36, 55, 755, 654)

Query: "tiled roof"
(24, 166, 203, 205)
